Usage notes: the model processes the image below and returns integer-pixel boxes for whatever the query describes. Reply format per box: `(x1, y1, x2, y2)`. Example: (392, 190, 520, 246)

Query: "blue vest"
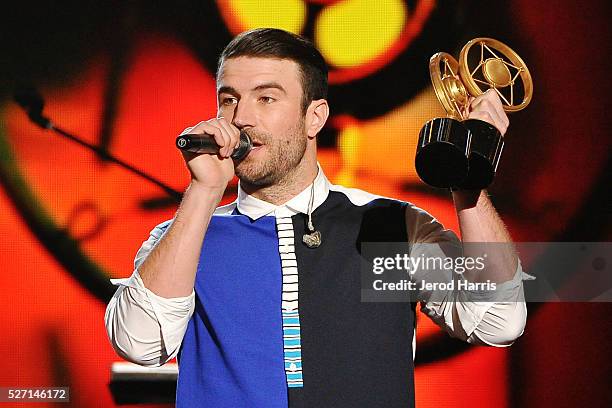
(177, 214, 288, 407)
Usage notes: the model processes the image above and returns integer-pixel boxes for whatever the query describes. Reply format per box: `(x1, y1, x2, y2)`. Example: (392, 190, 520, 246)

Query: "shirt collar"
(236, 164, 330, 220)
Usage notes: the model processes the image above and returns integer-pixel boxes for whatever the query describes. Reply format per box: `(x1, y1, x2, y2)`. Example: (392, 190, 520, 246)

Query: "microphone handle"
(176, 131, 252, 160)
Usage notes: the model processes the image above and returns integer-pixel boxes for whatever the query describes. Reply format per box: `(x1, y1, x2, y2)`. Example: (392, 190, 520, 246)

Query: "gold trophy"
(415, 38, 533, 189)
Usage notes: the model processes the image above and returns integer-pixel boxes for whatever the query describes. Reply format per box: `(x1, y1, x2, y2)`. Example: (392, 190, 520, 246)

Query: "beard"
(235, 118, 307, 187)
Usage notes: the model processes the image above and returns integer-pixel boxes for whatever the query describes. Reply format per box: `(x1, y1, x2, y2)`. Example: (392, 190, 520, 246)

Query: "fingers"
(462, 96, 475, 119)
(467, 89, 510, 135)
(182, 118, 240, 158)
(216, 117, 241, 152)
(180, 125, 195, 135)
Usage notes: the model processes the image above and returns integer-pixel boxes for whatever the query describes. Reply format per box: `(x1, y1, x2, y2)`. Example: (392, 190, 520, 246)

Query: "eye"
(220, 96, 237, 106)
(259, 96, 275, 104)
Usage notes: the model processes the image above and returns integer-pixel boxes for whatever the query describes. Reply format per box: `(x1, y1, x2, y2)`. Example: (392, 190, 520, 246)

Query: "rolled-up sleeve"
(406, 203, 531, 347)
(104, 221, 195, 366)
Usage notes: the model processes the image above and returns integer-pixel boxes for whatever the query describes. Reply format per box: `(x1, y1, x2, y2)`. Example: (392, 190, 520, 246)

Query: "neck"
(241, 151, 318, 206)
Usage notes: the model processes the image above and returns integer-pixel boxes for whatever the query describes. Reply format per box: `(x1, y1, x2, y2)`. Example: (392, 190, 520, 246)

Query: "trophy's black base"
(415, 118, 469, 188)
(461, 119, 503, 190)
(415, 118, 503, 190)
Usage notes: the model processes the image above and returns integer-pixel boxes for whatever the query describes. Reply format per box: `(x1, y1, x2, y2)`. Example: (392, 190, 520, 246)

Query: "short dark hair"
(218, 28, 328, 113)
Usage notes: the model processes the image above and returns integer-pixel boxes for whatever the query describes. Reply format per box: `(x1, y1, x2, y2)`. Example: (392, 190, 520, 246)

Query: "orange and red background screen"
(0, 1, 609, 407)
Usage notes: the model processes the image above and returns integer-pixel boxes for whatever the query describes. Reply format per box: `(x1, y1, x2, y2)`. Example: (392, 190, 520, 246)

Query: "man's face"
(217, 56, 308, 186)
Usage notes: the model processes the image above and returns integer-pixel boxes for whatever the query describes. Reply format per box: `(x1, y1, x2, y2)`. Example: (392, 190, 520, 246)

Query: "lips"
(243, 131, 265, 154)
(250, 140, 264, 151)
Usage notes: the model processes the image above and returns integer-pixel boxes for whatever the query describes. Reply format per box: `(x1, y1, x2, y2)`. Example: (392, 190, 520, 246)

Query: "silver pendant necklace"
(302, 182, 321, 248)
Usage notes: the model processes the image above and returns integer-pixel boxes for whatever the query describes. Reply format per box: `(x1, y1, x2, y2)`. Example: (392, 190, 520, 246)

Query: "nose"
(231, 99, 255, 130)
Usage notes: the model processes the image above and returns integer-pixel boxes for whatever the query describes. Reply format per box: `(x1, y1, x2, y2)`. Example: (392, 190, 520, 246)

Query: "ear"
(305, 99, 329, 139)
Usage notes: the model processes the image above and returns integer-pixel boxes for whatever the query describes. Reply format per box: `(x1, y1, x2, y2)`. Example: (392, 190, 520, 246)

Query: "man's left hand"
(465, 89, 510, 136)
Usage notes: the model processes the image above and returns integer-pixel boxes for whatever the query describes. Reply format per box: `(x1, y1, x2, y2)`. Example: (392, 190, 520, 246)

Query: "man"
(105, 28, 527, 407)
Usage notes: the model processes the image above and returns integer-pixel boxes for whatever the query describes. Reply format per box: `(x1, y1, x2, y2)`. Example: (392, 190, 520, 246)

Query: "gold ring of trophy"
(459, 37, 533, 112)
(416, 38, 533, 190)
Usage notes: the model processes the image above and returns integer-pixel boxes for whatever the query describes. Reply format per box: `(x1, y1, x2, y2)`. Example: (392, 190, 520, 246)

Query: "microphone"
(176, 131, 252, 160)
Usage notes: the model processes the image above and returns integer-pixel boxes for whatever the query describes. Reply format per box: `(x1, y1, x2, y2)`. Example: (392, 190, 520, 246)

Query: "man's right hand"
(179, 117, 242, 191)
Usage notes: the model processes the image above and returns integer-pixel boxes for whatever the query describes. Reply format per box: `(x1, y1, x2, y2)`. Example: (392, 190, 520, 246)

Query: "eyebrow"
(253, 82, 287, 94)
(217, 85, 238, 96)
(217, 82, 287, 95)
